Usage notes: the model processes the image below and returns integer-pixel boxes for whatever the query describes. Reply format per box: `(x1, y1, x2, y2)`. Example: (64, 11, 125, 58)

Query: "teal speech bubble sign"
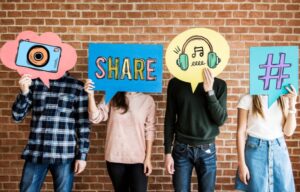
(88, 43, 163, 103)
(250, 46, 298, 107)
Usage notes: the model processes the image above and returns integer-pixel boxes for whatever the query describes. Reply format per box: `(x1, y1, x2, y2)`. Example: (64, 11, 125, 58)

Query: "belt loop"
(258, 138, 262, 147)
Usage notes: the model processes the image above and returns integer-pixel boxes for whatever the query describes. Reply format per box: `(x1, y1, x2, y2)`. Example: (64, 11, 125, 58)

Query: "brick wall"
(0, 0, 299, 191)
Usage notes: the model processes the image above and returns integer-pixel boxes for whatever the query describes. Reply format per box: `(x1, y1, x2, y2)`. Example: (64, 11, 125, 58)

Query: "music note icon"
(192, 46, 204, 58)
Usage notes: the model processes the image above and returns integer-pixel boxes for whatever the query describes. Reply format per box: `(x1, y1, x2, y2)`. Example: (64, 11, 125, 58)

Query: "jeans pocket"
(200, 145, 217, 163)
(246, 140, 259, 149)
(173, 142, 188, 154)
(277, 139, 288, 151)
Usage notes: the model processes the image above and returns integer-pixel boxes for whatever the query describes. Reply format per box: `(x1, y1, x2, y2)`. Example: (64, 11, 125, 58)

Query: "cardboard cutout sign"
(0, 31, 77, 87)
(88, 43, 163, 103)
(166, 28, 230, 92)
(250, 46, 299, 107)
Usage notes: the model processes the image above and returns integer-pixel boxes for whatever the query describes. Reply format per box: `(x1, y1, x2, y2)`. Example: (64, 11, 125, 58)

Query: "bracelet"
(288, 109, 297, 114)
(207, 90, 215, 96)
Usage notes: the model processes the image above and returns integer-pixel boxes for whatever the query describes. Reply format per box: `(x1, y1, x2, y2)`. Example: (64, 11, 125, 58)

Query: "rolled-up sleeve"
(89, 101, 109, 124)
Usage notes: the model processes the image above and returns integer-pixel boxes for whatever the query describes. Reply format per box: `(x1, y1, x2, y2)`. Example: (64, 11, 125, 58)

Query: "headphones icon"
(176, 35, 221, 71)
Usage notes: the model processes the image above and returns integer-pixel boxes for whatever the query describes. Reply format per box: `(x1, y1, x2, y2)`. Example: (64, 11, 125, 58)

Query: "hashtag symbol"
(258, 53, 291, 90)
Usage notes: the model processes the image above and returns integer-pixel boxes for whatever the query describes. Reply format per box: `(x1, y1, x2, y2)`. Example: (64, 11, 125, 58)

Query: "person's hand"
(144, 157, 152, 176)
(74, 160, 87, 175)
(238, 163, 250, 185)
(19, 74, 32, 95)
(165, 154, 175, 175)
(285, 84, 297, 110)
(84, 79, 95, 96)
(203, 68, 214, 92)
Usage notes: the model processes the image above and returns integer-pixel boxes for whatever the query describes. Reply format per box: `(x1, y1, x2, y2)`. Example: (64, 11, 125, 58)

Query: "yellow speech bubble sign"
(166, 28, 230, 92)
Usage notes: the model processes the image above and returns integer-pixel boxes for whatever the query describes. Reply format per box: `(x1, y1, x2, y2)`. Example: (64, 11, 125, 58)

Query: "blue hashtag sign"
(250, 46, 298, 107)
(258, 53, 291, 90)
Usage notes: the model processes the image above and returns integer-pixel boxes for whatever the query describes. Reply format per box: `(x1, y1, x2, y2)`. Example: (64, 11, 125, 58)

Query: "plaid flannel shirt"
(12, 74, 90, 164)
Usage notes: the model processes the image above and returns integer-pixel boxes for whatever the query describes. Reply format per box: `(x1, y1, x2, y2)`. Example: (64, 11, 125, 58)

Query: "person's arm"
(237, 108, 250, 185)
(144, 97, 156, 176)
(144, 139, 154, 176)
(283, 85, 297, 136)
(84, 79, 109, 124)
(203, 68, 228, 126)
(12, 74, 33, 122)
(164, 79, 176, 174)
(74, 86, 90, 175)
(284, 112, 297, 136)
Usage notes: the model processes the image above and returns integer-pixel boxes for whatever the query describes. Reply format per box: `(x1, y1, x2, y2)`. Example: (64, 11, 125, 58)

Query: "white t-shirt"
(237, 94, 284, 140)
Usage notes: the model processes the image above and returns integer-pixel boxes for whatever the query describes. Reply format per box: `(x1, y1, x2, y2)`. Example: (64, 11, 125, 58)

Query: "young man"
(164, 68, 227, 192)
(12, 73, 90, 192)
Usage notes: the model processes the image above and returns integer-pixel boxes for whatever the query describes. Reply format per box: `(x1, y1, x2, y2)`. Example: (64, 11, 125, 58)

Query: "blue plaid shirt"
(12, 74, 90, 164)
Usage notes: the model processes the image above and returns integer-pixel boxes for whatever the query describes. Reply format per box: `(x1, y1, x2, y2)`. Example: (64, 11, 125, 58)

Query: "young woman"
(84, 79, 156, 192)
(235, 85, 297, 192)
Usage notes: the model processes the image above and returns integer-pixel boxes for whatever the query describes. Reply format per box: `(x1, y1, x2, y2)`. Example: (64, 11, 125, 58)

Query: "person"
(13, 73, 90, 192)
(235, 85, 297, 192)
(84, 79, 156, 192)
(164, 68, 228, 192)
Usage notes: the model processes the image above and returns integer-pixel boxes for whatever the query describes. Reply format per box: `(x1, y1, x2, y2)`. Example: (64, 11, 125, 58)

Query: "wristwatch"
(207, 90, 215, 96)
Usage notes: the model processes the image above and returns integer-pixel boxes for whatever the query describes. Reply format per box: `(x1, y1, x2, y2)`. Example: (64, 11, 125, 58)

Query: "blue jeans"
(235, 136, 295, 192)
(20, 161, 74, 192)
(172, 141, 217, 192)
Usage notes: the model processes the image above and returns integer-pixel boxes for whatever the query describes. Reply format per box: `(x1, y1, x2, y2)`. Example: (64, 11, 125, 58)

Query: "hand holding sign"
(203, 68, 214, 92)
(19, 74, 32, 95)
(284, 84, 297, 110)
(84, 79, 95, 95)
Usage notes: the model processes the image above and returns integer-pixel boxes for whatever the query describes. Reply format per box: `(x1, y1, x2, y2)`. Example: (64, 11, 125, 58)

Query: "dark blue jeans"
(19, 161, 74, 192)
(172, 141, 217, 192)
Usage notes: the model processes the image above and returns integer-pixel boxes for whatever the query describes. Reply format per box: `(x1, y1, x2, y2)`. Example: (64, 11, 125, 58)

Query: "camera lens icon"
(27, 45, 49, 67)
(16, 40, 61, 73)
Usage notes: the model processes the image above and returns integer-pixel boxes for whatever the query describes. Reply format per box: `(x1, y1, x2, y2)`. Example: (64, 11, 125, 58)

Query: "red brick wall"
(0, 0, 299, 191)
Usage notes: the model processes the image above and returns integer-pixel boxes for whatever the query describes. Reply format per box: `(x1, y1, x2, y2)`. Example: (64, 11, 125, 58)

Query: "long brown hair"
(252, 95, 287, 122)
(111, 92, 129, 113)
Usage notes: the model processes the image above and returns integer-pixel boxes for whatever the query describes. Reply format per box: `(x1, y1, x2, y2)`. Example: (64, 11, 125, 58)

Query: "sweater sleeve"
(89, 100, 109, 124)
(164, 79, 177, 154)
(206, 81, 228, 126)
(144, 97, 156, 141)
